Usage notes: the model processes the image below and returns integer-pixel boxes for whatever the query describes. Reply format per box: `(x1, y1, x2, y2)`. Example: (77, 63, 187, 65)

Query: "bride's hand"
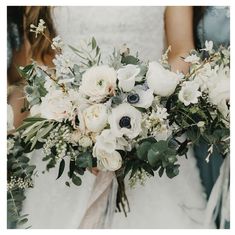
(88, 167, 99, 176)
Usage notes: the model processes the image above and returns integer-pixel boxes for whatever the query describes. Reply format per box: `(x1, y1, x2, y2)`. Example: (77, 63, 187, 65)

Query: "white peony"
(83, 104, 108, 133)
(79, 65, 117, 102)
(178, 81, 202, 106)
(126, 85, 154, 109)
(146, 62, 179, 97)
(109, 103, 142, 139)
(7, 104, 15, 131)
(40, 89, 73, 122)
(117, 64, 140, 92)
(93, 144, 122, 171)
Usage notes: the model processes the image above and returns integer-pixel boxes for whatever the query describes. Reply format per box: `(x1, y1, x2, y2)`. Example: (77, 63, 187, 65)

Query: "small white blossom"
(204, 40, 213, 53)
(51, 36, 65, 50)
(30, 19, 46, 38)
(53, 53, 74, 75)
(178, 82, 201, 106)
(184, 54, 200, 64)
(197, 121, 205, 128)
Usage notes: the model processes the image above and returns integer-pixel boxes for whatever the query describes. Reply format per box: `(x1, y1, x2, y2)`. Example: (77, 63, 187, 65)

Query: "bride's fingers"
(88, 167, 99, 176)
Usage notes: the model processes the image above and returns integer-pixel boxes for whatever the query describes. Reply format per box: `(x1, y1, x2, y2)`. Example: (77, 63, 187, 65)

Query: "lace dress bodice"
(53, 6, 166, 61)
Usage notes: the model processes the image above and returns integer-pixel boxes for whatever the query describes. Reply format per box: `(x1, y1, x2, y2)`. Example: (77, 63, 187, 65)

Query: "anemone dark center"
(119, 116, 131, 129)
(127, 93, 140, 104)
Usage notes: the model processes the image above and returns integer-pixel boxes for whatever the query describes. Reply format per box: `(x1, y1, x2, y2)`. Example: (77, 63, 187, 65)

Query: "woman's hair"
(193, 6, 206, 48)
(7, 6, 56, 63)
(25, 6, 56, 62)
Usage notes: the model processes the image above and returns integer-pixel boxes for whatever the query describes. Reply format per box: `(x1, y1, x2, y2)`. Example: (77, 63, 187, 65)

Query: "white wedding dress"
(20, 6, 214, 229)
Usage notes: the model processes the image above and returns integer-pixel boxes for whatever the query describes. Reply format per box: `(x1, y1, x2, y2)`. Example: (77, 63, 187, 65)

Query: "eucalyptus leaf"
(72, 175, 82, 186)
(136, 142, 152, 160)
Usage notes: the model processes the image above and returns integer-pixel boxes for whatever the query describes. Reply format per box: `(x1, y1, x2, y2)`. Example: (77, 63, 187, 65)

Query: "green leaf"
(121, 55, 139, 65)
(72, 175, 82, 186)
(166, 165, 180, 178)
(136, 142, 152, 160)
(17, 218, 28, 226)
(142, 164, 154, 176)
(76, 152, 93, 168)
(36, 122, 55, 140)
(25, 165, 36, 174)
(91, 37, 97, 50)
(124, 161, 133, 177)
(18, 157, 30, 163)
(23, 117, 47, 122)
(158, 167, 164, 177)
(56, 159, 65, 180)
(147, 149, 161, 167)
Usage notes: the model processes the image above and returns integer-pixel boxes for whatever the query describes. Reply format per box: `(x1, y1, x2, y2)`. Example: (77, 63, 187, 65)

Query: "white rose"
(117, 65, 140, 92)
(109, 103, 142, 139)
(40, 90, 73, 122)
(83, 104, 108, 133)
(126, 85, 154, 109)
(93, 144, 122, 171)
(178, 81, 201, 106)
(184, 54, 200, 64)
(79, 65, 117, 102)
(146, 62, 179, 97)
(7, 104, 15, 131)
(95, 129, 117, 153)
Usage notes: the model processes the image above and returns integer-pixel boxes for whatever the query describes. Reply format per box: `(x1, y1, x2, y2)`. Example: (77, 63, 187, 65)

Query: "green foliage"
(76, 152, 93, 168)
(7, 133, 36, 228)
(121, 55, 139, 65)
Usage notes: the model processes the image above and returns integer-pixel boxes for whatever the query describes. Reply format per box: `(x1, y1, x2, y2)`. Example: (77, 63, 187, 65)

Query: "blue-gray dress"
(194, 6, 230, 228)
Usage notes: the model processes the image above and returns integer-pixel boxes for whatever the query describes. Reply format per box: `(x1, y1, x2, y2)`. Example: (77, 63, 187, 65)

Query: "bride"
(20, 6, 214, 229)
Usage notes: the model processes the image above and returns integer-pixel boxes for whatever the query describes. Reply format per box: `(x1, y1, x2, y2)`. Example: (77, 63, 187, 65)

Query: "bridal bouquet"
(16, 20, 230, 215)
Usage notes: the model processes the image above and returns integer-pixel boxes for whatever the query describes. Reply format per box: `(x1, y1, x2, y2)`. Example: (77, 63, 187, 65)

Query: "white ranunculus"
(117, 65, 140, 92)
(30, 104, 41, 116)
(184, 54, 200, 64)
(109, 103, 142, 139)
(146, 62, 179, 97)
(79, 65, 117, 102)
(83, 104, 108, 133)
(40, 89, 73, 122)
(178, 81, 202, 106)
(208, 68, 230, 118)
(7, 104, 15, 131)
(126, 86, 154, 109)
(93, 144, 122, 171)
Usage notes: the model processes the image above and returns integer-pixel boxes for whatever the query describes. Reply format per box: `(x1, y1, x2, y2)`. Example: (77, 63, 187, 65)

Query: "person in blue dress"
(193, 6, 230, 229)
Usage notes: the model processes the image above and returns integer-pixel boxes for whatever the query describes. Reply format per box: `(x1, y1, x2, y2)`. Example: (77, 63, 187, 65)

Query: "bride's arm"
(165, 6, 194, 74)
